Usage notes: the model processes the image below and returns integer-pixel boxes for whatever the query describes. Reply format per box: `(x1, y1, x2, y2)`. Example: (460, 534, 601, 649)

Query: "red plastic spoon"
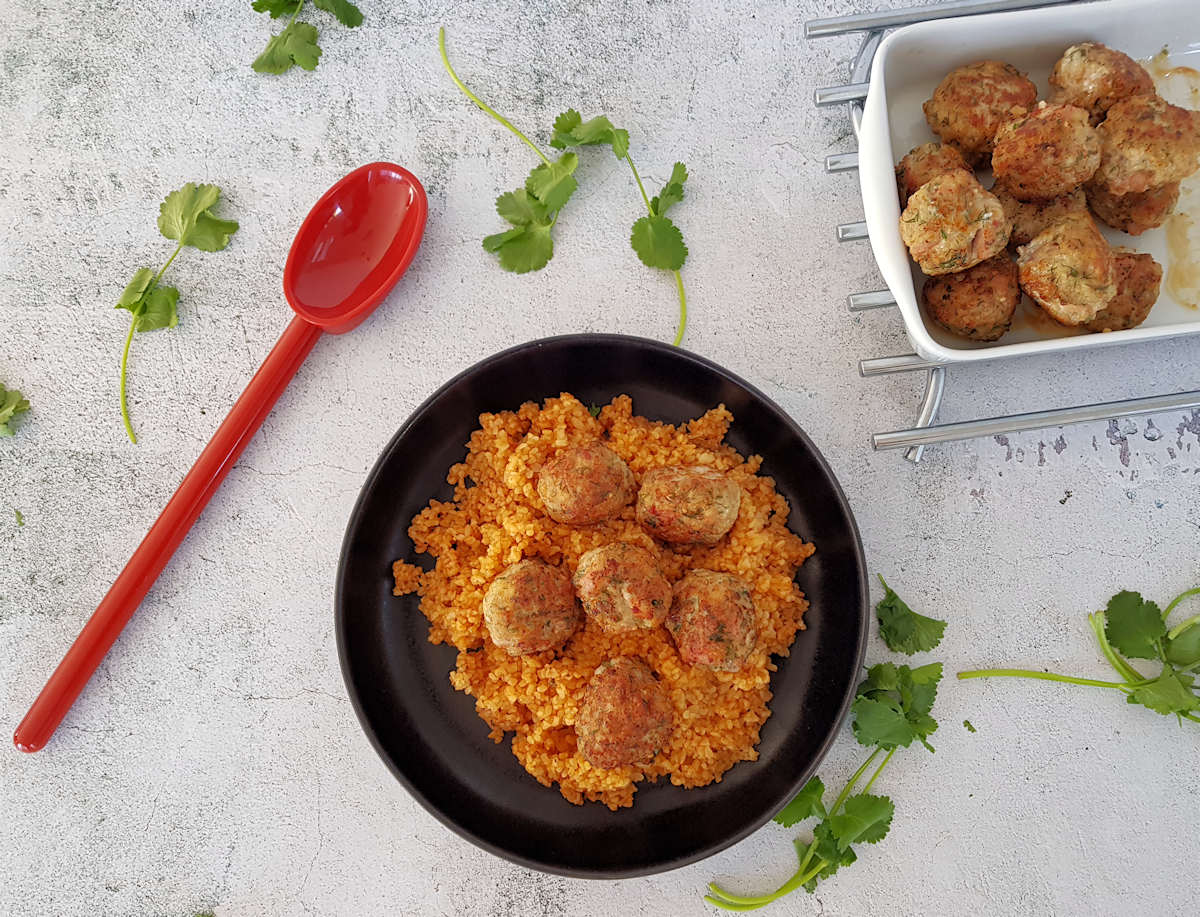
(14, 162, 428, 752)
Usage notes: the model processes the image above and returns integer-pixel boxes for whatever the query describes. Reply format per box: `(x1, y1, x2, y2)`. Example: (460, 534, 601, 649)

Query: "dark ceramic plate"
(335, 334, 868, 878)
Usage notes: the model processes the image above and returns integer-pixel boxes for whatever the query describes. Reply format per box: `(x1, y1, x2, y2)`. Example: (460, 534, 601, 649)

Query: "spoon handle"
(14, 315, 323, 752)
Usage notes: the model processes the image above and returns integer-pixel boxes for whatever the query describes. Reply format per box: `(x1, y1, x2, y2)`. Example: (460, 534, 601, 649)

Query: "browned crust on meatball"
(922, 60, 1038, 155)
(1084, 250, 1162, 332)
(1092, 95, 1200, 196)
(896, 142, 969, 207)
(575, 657, 674, 769)
(667, 570, 757, 672)
(992, 102, 1101, 200)
(1049, 42, 1156, 126)
(992, 180, 1088, 247)
(1086, 181, 1180, 235)
(536, 441, 635, 526)
(573, 543, 671, 632)
(921, 255, 1020, 342)
(1017, 214, 1117, 326)
(900, 170, 1011, 275)
(636, 465, 740, 545)
(482, 559, 581, 655)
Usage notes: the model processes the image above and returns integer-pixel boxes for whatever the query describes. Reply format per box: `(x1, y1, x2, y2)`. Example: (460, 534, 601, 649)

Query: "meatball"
(921, 255, 1020, 342)
(1049, 42, 1156, 126)
(573, 543, 671, 632)
(922, 60, 1038, 156)
(575, 657, 674, 769)
(900, 170, 1011, 275)
(1084, 250, 1162, 333)
(992, 180, 1088, 247)
(636, 465, 740, 545)
(1086, 181, 1180, 235)
(895, 142, 969, 206)
(1017, 214, 1117, 326)
(536, 441, 635, 526)
(992, 102, 1101, 200)
(1091, 95, 1200, 196)
(482, 559, 581, 655)
(667, 570, 757, 672)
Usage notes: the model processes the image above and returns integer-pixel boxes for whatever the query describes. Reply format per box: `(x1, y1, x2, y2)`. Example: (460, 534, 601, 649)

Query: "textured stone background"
(2, 1, 1199, 915)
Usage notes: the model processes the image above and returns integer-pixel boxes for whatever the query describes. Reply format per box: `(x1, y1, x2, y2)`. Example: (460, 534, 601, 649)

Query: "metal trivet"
(805, 0, 1200, 462)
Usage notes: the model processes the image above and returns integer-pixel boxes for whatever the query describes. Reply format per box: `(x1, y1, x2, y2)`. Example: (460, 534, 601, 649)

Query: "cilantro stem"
(1168, 613, 1200, 641)
(956, 668, 1136, 689)
(118, 314, 139, 444)
(672, 269, 687, 347)
(626, 156, 653, 213)
(1088, 612, 1145, 684)
(1163, 587, 1200, 621)
(438, 28, 551, 165)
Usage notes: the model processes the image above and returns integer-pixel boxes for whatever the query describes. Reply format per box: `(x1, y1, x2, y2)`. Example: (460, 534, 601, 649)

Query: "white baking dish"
(858, 0, 1200, 363)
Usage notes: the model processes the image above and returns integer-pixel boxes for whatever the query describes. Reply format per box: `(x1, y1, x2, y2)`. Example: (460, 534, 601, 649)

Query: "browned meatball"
(573, 543, 671, 632)
(922, 60, 1038, 156)
(1092, 95, 1200, 196)
(667, 570, 757, 672)
(482, 559, 581, 655)
(921, 255, 1020, 342)
(895, 142, 969, 206)
(1084, 250, 1162, 333)
(992, 180, 1088, 247)
(636, 465, 740, 545)
(575, 657, 674, 769)
(1086, 181, 1180, 235)
(900, 170, 1011, 275)
(536, 442, 635, 526)
(992, 102, 1101, 200)
(1017, 214, 1117, 326)
(1049, 42, 1156, 126)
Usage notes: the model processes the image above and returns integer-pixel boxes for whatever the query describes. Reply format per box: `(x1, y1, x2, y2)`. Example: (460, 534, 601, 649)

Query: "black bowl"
(335, 334, 868, 878)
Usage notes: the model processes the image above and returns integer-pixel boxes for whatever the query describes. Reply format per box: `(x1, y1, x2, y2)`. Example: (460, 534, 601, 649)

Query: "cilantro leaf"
(495, 189, 549, 227)
(853, 662, 941, 750)
(0, 384, 30, 437)
(1127, 664, 1199, 716)
(252, 0, 303, 17)
(312, 0, 362, 27)
(828, 793, 894, 850)
(963, 719, 977, 733)
(1104, 591, 1165, 660)
(117, 268, 156, 309)
(650, 162, 688, 216)
(158, 184, 239, 251)
(803, 822, 857, 892)
(774, 776, 826, 827)
(253, 21, 322, 74)
(482, 225, 553, 274)
(1165, 622, 1200, 668)
(134, 286, 180, 332)
(630, 215, 687, 270)
(875, 575, 946, 655)
(525, 154, 579, 212)
(550, 109, 630, 159)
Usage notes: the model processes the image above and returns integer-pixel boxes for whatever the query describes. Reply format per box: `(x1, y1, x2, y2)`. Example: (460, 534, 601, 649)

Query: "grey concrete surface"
(2, 1, 1198, 915)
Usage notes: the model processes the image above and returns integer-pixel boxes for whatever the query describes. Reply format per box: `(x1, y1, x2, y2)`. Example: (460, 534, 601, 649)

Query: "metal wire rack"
(805, 0, 1200, 462)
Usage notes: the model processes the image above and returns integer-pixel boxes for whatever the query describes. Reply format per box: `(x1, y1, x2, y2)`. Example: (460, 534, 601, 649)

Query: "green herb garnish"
(251, 0, 362, 74)
(963, 719, 976, 732)
(0, 384, 30, 437)
(116, 184, 238, 443)
(875, 575, 946, 655)
(14, 508, 24, 527)
(959, 588, 1200, 724)
(439, 28, 689, 345)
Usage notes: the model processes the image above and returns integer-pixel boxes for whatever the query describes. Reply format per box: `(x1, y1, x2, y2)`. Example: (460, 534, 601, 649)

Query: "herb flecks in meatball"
(992, 102, 1101, 200)
(922, 60, 1038, 156)
(482, 559, 581, 655)
(922, 255, 1020, 342)
(575, 657, 674, 769)
(1092, 95, 1200, 196)
(1086, 181, 1180, 236)
(636, 465, 741, 545)
(900, 170, 1011, 275)
(574, 543, 671, 632)
(896, 142, 969, 207)
(1049, 42, 1156, 126)
(668, 570, 758, 672)
(1084, 250, 1162, 333)
(1017, 214, 1117, 326)
(537, 441, 635, 526)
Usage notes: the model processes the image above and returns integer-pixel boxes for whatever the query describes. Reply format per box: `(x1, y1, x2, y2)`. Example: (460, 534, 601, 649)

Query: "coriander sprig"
(115, 184, 238, 444)
(251, 0, 363, 75)
(959, 588, 1200, 723)
(0, 384, 30, 437)
(438, 28, 689, 345)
